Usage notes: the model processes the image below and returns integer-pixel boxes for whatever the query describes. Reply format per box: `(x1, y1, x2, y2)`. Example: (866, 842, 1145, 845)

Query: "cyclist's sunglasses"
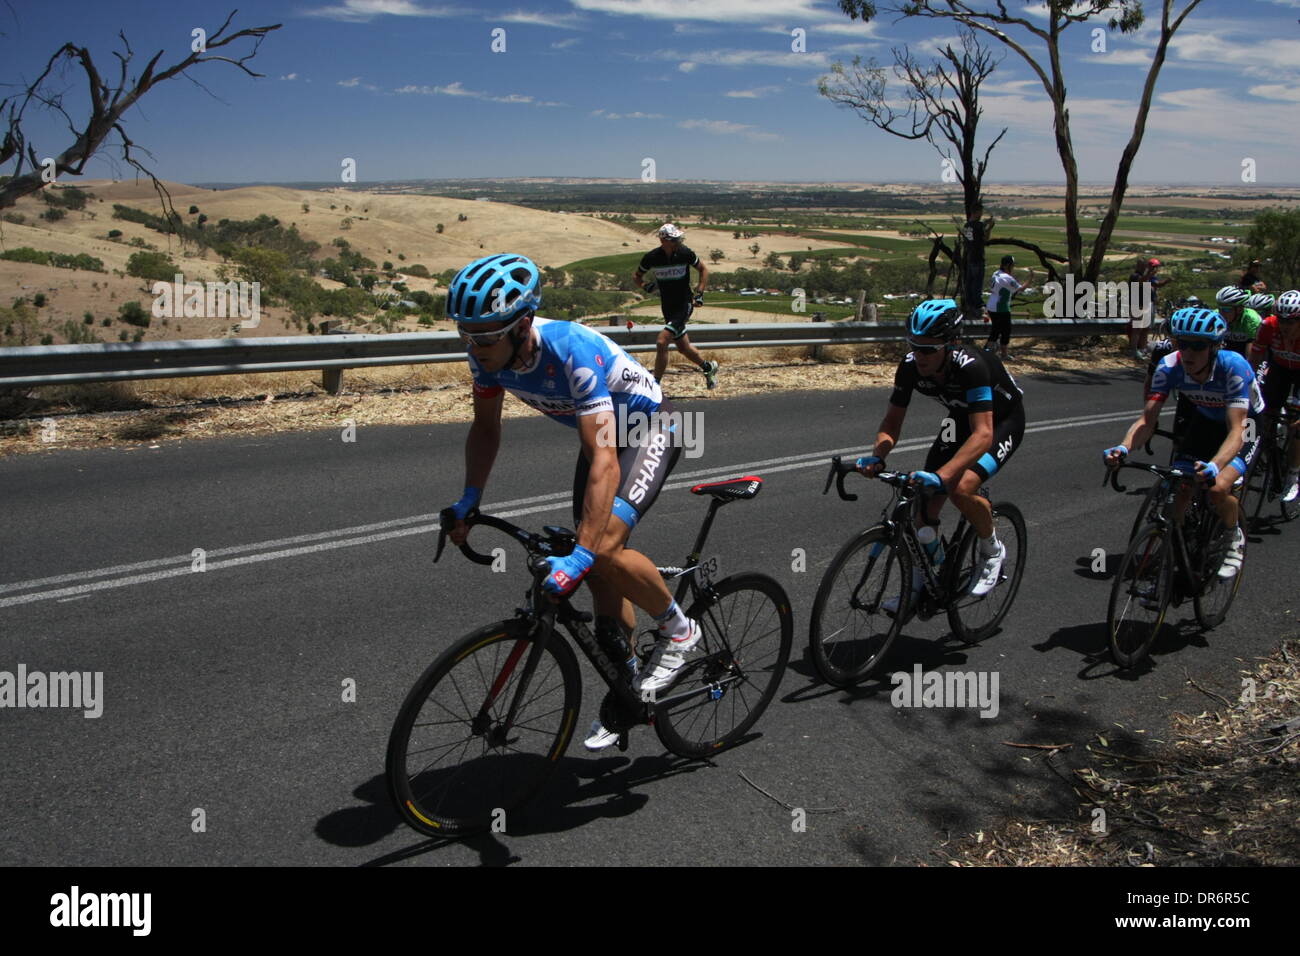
(458, 314, 525, 347)
(908, 340, 947, 355)
(1175, 339, 1213, 353)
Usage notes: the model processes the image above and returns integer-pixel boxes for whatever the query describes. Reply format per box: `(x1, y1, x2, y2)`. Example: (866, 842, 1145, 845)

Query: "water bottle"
(917, 524, 944, 567)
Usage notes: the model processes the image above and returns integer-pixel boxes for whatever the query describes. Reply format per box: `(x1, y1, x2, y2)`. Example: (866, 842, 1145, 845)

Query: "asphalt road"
(1, 362, 1296, 866)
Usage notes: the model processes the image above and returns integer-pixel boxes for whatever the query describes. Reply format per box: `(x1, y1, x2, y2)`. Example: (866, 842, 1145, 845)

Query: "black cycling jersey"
(890, 345, 1024, 421)
(639, 244, 699, 314)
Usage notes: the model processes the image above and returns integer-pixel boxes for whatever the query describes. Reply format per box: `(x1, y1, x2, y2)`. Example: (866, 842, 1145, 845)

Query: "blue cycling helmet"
(1169, 307, 1227, 342)
(447, 254, 542, 324)
(908, 298, 962, 340)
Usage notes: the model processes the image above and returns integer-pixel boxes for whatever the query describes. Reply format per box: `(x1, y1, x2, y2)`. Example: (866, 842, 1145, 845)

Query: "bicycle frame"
(1110, 464, 1221, 601)
(435, 495, 747, 748)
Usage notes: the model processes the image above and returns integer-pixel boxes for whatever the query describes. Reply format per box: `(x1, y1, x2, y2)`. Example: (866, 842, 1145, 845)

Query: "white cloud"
(647, 47, 830, 70)
(499, 10, 585, 29)
(551, 37, 581, 49)
(396, 81, 563, 106)
(679, 118, 782, 141)
(724, 85, 784, 98)
(591, 109, 665, 119)
(758, 19, 881, 38)
(338, 77, 361, 87)
(678, 61, 697, 72)
(569, 0, 823, 21)
(1249, 84, 1300, 103)
(281, 73, 299, 80)
(302, 1, 466, 22)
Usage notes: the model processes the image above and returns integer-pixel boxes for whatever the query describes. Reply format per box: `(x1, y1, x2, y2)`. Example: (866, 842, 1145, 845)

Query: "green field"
(704, 296, 858, 320)
(559, 251, 645, 274)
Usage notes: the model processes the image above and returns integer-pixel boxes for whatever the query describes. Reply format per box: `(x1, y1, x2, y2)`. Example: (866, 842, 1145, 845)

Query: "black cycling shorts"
(572, 400, 682, 533)
(1175, 412, 1258, 476)
(662, 302, 694, 340)
(924, 403, 1026, 483)
(1259, 362, 1300, 415)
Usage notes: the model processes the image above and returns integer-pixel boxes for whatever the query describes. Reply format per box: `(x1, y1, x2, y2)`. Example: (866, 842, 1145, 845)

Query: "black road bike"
(807, 456, 1027, 688)
(386, 477, 793, 837)
(1104, 461, 1244, 669)
(1239, 386, 1300, 530)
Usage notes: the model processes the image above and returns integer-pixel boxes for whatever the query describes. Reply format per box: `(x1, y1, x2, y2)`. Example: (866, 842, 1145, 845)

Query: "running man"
(856, 298, 1026, 614)
(634, 223, 718, 389)
(444, 253, 700, 750)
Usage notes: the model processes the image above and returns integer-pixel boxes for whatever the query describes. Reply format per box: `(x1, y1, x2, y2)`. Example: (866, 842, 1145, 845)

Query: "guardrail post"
(320, 320, 345, 394)
(862, 303, 878, 326)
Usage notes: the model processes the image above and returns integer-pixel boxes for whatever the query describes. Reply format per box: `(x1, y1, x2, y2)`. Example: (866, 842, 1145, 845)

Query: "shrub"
(101, 318, 111, 327)
(41, 333, 55, 345)
(383, 261, 393, 271)
(118, 301, 150, 327)
(405, 264, 430, 278)
(132, 329, 145, 342)
(108, 229, 123, 238)
(84, 312, 94, 325)
(126, 251, 177, 283)
(33, 293, 46, 307)
(188, 205, 199, 215)
(40, 207, 67, 222)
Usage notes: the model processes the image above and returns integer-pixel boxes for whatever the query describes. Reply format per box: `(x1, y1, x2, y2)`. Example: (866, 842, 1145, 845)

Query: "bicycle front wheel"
(808, 527, 910, 687)
(386, 619, 581, 838)
(1193, 518, 1244, 630)
(1107, 525, 1172, 669)
(946, 502, 1028, 645)
(653, 573, 793, 758)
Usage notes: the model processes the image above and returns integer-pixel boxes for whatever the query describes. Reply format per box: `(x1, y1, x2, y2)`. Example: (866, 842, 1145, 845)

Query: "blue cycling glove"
(1196, 460, 1220, 482)
(544, 545, 595, 597)
(1103, 444, 1128, 462)
(450, 486, 481, 521)
(911, 470, 945, 491)
(855, 455, 883, 473)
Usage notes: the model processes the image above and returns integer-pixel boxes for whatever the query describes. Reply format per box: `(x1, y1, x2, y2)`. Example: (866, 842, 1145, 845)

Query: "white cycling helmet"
(1276, 290, 1300, 318)
(1246, 292, 1275, 313)
(658, 223, 684, 240)
(1215, 285, 1250, 308)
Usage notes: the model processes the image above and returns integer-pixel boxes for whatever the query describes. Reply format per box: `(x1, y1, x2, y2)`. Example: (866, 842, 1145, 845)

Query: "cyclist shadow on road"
(783, 635, 977, 704)
(330, 752, 712, 866)
(1034, 619, 1207, 680)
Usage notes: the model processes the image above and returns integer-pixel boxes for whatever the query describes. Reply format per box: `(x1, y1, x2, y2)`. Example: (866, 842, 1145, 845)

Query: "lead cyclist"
(444, 254, 701, 750)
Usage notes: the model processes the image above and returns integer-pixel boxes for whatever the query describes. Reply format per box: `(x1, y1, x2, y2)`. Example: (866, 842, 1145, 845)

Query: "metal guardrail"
(0, 318, 1129, 389)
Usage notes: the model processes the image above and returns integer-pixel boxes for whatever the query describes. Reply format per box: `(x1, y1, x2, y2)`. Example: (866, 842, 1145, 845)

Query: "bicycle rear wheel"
(386, 619, 581, 837)
(1107, 525, 1172, 669)
(653, 573, 793, 758)
(1238, 438, 1271, 532)
(946, 502, 1028, 645)
(808, 527, 910, 687)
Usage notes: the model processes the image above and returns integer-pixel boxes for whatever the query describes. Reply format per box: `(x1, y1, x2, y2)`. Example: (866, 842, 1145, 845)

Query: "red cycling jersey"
(1253, 315, 1300, 370)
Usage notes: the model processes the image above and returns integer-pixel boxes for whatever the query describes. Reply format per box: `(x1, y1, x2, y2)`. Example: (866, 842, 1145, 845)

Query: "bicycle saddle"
(690, 476, 763, 501)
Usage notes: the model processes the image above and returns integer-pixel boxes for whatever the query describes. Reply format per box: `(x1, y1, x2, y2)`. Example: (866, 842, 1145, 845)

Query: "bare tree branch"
(0, 11, 280, 210)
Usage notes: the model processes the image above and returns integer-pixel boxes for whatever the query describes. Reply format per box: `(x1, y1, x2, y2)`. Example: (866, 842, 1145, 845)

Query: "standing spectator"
(1129, 257, 1170, 361)
(634, 224, 717, 388)
(984, 254, 1024, 360)
(1238, 259, 1266, 292)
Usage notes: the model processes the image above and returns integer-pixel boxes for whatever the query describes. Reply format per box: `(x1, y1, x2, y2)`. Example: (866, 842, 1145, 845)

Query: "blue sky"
(3, 0, 1298, 185)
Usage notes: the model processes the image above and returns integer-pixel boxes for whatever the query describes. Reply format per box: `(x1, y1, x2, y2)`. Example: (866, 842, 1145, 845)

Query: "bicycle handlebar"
(823, 455, 915, 502)
(1103, 458, 1195, 494)
(436, 509, 573, 575)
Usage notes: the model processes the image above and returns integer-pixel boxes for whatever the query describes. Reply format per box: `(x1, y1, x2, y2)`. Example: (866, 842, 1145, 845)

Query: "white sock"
(979, 531, 1001, 557)
(654, 600, 691, 642)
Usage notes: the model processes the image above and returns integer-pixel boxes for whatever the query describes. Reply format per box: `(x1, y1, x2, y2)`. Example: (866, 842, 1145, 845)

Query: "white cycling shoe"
(1283, 471, 1300, 504)
(1218, 527, 1246, 579)
(633, 619, 701, 697)
(971, 540, 1006, 596)
(583, 719, 619, 752)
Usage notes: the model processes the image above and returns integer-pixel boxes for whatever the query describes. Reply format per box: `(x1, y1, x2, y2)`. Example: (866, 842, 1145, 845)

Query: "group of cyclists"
(440, 233, 1299, 749)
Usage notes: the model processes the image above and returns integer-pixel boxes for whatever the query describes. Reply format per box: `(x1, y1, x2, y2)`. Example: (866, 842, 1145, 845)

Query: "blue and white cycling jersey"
(1148, 348, 1264, 422)
(469, 317, 662, 427)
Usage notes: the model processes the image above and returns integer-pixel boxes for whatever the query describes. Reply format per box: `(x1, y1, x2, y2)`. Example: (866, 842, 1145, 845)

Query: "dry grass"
(942, 638, 1300, 867)
(0, 337, 1137, 456)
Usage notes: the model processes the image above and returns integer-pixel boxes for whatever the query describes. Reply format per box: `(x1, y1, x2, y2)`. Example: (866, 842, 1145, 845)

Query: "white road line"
(0, 408, 1151, 609)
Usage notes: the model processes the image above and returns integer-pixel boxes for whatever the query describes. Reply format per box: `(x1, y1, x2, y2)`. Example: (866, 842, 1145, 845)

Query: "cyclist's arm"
(450, 388, 504, 544)
(633, 267, 647, 288)
(1119, 398, 1162, 453)
(872, 403, 906, 459)
(1212, 406, 1247, 471)
(936, 409, 994, 488)
(693, 259, 709, 294)
(574, 409, 620, 553)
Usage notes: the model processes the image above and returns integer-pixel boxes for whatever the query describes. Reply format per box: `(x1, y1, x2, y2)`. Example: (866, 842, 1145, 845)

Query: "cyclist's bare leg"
(948, 469, 995, 538)
(584, 516, 674, 640)
(1208, 464, 1243, 528)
